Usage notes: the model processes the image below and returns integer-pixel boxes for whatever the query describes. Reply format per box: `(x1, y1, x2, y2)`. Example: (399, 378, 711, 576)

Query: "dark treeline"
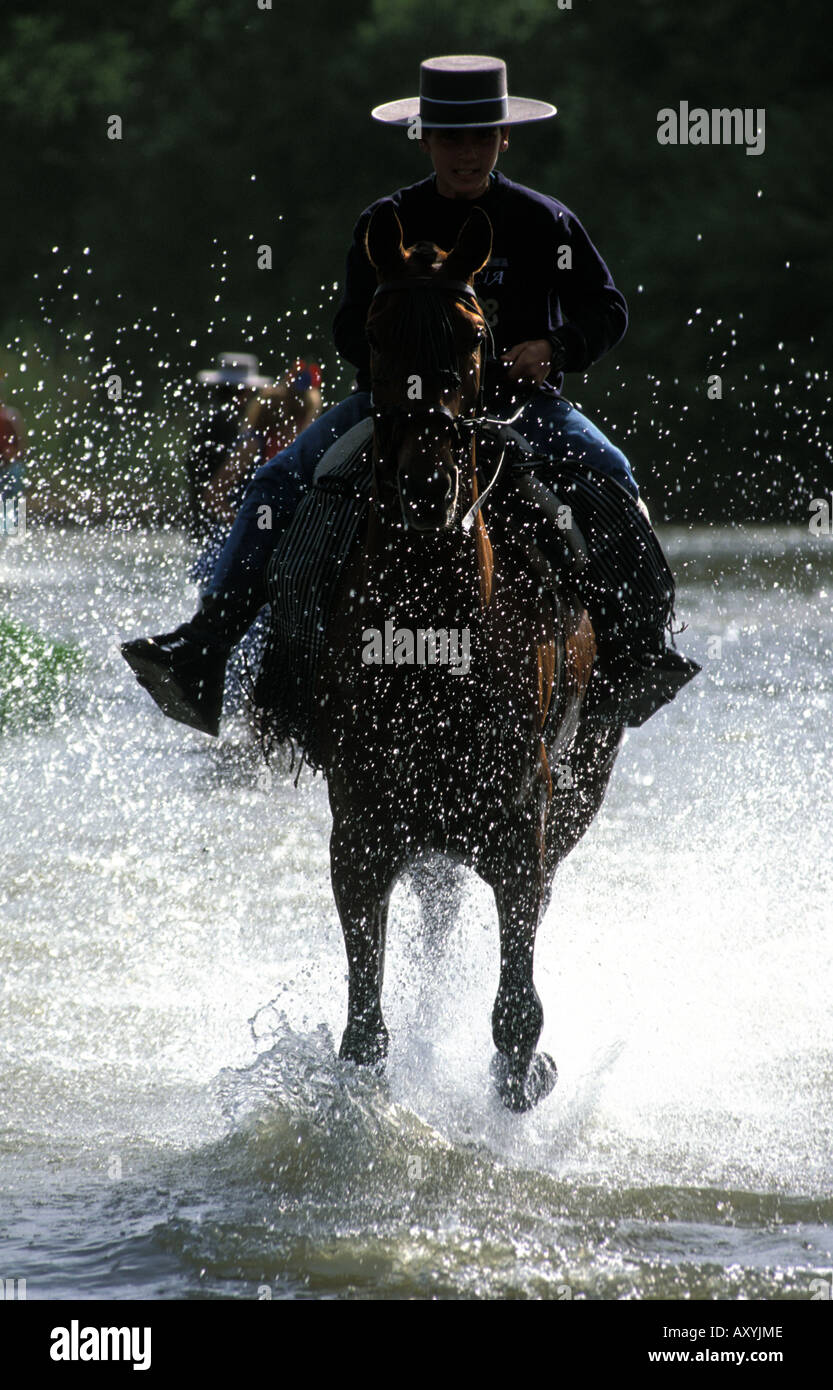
(1, 0, 830, 521)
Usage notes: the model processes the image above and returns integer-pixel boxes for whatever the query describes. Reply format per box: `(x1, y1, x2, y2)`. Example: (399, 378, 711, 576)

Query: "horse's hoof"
(338, 1022, 389, 1070)
(491, 1051, 557, 1113)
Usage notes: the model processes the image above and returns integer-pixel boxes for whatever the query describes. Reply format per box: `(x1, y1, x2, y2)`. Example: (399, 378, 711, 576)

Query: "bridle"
(369, 274, 531, 531)
(369, 276, 486, 504)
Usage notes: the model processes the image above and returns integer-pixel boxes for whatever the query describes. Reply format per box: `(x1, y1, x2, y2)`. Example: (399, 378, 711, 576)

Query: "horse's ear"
(444, 208, 493, 282)
(366, 202, 406, 274)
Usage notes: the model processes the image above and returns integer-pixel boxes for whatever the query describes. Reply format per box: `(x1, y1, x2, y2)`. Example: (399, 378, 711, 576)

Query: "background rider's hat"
(371, 55, 556, 129)
(197, 352, 273, 387)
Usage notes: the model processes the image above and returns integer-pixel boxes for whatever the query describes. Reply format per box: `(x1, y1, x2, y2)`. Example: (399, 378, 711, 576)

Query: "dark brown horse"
(315, 203, 623, 1111)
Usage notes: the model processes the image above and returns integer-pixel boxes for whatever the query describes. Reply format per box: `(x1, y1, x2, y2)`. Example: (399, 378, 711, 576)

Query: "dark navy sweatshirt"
(332, 169, 628, 397)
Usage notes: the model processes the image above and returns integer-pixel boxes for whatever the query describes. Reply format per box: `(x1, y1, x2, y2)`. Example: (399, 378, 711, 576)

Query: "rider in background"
(190, 358, 321, 587)
(188, 358, 322, 712)
(123, 54, 697, 737)
(201, 361, 322, 529)
(186, 352, 270, 543)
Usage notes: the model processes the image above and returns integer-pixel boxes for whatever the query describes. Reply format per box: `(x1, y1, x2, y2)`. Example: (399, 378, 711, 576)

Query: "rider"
(185, 352, 271, 543)
(122, 54, 698, 736)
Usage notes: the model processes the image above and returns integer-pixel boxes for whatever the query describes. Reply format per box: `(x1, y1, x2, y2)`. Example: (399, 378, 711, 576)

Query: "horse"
(312, 203, 624, 1111)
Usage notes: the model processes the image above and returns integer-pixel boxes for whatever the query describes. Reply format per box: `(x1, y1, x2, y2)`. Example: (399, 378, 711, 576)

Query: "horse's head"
(365, 202, 492, 532)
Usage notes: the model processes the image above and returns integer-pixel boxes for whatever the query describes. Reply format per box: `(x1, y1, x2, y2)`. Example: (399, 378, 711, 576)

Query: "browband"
(373, 277, 481, 306)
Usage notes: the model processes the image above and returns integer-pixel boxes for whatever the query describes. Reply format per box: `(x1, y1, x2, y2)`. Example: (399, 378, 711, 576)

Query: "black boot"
(121, 591, 254, 737)
(587, 634, 701, 728)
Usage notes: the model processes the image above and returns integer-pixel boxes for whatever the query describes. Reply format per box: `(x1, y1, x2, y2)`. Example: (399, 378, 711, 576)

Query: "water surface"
(1, 524, 831, 1299)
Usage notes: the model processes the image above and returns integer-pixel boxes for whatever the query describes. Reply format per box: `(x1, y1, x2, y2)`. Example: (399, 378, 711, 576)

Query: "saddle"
(255, 417, 678, 757)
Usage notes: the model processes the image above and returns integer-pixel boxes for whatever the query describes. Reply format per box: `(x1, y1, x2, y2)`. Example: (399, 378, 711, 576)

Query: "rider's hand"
(501, 339, 553, 386)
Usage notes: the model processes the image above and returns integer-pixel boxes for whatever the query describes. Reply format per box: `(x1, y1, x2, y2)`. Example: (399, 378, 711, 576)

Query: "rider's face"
(420, 126, 509, 200)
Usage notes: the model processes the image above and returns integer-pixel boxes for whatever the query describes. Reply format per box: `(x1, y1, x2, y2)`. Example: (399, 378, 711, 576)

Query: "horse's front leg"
(489, 832, 557, 1113)
(330, 818, 402, 1069)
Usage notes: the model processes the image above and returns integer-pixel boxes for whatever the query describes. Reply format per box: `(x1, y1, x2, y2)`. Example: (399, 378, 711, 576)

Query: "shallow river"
(1, 524, 831, 1300)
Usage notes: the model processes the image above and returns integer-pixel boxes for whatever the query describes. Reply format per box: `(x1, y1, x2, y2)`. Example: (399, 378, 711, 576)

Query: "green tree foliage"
(1, 0, 829, 519)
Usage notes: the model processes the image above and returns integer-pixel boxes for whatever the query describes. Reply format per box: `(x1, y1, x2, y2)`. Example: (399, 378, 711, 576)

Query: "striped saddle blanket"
(256, 418, 374, 759)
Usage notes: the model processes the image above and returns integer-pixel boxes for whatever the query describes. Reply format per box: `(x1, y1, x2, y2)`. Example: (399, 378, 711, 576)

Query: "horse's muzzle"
(398, 464, 460, 531)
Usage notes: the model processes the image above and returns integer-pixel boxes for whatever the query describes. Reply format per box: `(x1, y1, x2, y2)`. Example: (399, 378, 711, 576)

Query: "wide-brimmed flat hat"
(371, 55, 556, 129)
(197, 352, 272, 387)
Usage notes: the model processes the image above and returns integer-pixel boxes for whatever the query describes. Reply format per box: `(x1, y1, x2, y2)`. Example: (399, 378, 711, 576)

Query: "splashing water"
(1, 518, 831, 1300)
(1, 252, 832, 1298)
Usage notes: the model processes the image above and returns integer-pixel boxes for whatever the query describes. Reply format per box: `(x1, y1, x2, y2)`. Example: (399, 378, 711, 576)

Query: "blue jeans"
(0, 459, 23, 503)
(512, 394, 638, 499)
(206, 390, 638, 608)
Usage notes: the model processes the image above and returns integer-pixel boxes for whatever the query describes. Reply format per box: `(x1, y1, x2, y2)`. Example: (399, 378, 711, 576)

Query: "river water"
(1, 523, 831, 1301)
